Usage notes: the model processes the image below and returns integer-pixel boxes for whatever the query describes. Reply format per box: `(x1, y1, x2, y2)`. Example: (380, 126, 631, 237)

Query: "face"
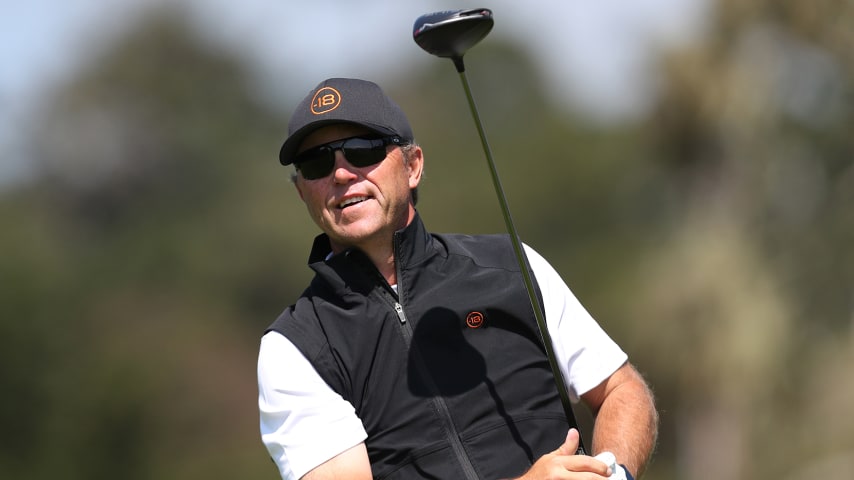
(293, 124, 423, 254)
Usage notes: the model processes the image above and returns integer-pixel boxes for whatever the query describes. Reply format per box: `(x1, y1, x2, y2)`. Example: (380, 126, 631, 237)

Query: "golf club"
(413, 8, 587, 456)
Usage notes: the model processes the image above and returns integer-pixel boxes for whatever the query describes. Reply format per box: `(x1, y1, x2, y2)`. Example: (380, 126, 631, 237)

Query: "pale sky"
(0, 0, 709, 186)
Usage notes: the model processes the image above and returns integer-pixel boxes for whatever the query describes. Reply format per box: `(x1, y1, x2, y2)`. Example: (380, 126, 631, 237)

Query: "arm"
(302, 443, 372, 480)
(523, 245, 658, 477)
(580, 362, 658, 479)
(258, 332, 371, 479)
(511, 365, 657, 480)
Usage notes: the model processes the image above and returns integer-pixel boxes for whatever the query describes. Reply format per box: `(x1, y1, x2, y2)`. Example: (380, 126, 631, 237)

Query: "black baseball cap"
(279, 78, 415, 165)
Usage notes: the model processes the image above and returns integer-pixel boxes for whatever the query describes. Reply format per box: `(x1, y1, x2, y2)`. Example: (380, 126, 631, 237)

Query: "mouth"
(337, 196, 370, 209)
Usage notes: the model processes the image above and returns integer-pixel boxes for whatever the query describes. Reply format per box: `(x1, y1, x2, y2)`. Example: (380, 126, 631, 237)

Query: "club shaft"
(456, 68, 586, 456)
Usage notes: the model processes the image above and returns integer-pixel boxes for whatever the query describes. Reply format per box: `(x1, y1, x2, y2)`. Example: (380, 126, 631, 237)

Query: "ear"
(406, 146, 424, 189)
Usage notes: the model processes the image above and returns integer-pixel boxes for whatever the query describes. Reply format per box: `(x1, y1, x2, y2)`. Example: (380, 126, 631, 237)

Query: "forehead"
(298, 124, 375, 152)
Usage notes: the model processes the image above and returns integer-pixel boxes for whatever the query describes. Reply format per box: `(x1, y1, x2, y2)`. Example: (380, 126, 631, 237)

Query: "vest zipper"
(388, 296, 480, 480)
(393, 302, 406, 323)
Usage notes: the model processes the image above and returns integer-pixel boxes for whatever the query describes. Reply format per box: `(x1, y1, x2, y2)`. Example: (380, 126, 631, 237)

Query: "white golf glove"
(593, 452, 629, 480)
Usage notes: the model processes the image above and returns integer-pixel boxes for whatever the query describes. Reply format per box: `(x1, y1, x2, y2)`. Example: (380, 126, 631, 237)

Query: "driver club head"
(413, 8, 494, 60)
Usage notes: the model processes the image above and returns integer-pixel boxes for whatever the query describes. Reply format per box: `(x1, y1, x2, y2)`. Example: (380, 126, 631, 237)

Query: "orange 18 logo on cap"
(311, 87, 342, 115)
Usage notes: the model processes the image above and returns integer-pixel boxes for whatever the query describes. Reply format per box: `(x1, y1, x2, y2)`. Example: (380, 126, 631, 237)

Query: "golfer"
(258, 78, 658, 480)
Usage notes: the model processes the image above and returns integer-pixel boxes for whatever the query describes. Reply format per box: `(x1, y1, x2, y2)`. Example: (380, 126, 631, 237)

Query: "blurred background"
(1, 0, 852, 479)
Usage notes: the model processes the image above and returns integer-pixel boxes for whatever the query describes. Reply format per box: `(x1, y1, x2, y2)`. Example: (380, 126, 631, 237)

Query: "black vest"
(268, 214, 570, 479)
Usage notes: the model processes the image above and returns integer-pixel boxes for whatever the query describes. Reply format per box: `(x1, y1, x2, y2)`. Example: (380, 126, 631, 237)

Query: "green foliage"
(1, 1, 853, 479)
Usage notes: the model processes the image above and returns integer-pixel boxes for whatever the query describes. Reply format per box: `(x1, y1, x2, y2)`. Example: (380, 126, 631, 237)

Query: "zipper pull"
(394, 302, 407, 324)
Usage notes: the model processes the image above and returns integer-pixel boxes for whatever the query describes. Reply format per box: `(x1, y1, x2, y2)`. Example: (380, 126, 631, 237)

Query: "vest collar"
(392, 212, 434, 271)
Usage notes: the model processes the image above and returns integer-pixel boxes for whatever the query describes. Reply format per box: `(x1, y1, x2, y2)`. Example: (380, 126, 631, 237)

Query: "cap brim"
(279, 121, 400, 165)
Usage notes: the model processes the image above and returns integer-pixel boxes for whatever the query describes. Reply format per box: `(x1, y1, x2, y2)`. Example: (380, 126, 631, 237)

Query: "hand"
(513, 429, 613, 480)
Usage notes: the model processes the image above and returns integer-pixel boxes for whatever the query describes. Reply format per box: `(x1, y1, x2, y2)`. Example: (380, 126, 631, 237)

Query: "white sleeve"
(258, 331, 368, 480)
(525, 244, 628, 401)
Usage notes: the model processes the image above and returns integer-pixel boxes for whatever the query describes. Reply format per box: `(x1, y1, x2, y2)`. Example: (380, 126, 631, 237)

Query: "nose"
(331, 149, 358, 183)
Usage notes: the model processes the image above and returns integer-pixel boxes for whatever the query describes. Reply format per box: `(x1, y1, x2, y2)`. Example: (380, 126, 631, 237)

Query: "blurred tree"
(0, 6, 299, 479)
(628, 0, 854, 478)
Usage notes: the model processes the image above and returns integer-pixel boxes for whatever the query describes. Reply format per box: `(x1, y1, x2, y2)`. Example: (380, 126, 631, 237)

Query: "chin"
(330, 225, 382, 245)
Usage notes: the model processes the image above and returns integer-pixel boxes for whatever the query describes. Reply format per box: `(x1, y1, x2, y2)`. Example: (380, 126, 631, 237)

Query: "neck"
(329, 207, 416, 286)
(330, 234, 398, 286)
(367, 248, 397, 286)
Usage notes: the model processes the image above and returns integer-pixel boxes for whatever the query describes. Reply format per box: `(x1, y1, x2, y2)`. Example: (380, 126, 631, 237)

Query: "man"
(258, 77, 658, 480)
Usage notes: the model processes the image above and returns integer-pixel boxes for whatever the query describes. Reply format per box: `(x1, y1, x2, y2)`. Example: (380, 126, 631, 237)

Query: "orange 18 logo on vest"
(466, 311, 485, 328)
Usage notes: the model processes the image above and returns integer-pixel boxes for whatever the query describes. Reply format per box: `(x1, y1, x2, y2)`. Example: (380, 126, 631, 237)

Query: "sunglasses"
(293, 135, 406, 180)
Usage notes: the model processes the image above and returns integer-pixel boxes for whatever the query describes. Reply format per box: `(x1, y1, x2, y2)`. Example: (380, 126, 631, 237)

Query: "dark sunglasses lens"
(295, 150, 334, 180)
(344, 147, 388, 167)
(294, 137, 395, 179)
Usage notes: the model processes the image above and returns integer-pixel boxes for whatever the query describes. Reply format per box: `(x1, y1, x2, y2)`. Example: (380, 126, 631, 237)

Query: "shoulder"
(257, 331, 339, 407)
(266, 295, 331, 366)
(435, 233, 559, 274)
(434, 232, 519, 268)
(258, 330, 312, 373)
